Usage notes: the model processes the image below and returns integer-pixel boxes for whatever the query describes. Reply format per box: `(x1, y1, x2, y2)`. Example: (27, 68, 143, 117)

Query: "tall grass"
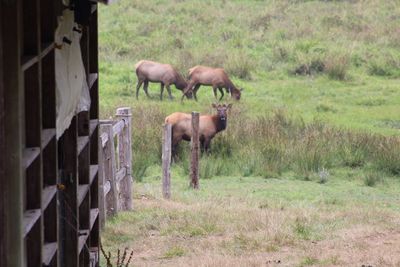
(131, 105, 400, 181)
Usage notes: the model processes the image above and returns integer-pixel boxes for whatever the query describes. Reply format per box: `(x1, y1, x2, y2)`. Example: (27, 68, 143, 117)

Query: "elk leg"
(143, 81, 150, 98)
(200, 139, 205, 154)
(136, 80, 144, 99)
(204, 139, 211, 154)
(171, 144, 177, 161)
(218, 87, 224, 101)
(193, 84, 201, 102)
(172, 137, 182, 161)
(212, 86, 218, 100)
(166, 85, 173, 100)
(160, 83, 164, 100)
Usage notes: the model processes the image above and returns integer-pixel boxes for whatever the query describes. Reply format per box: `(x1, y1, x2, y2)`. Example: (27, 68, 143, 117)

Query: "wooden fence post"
(116, 107, 133, 211)
(190, 112, 200, 189)
(100, 122, 118, 216)
(162, 124, 172, 198)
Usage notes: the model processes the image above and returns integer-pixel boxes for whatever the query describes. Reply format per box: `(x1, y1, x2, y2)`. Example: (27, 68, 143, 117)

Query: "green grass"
(98, 0, 400, 266)
(99, 0, 400, 135)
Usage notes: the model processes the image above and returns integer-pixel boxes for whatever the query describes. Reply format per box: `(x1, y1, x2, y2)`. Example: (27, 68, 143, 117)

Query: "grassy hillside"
(98, 1, 400, 266)
(99, 0, 400, 134)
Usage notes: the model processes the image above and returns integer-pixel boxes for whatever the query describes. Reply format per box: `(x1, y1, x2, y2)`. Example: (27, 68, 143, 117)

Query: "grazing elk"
(181, 66, 243, 101)
(165, 103, 232, 156)
(135, 60, 188, 100)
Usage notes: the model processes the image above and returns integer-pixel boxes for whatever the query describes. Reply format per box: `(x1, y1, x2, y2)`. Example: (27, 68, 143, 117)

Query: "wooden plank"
(112, 120, 125, 136)
(98, 144, 106, 228)
(100, 132, 109, 148)
(104, 180, 111, 195)
(23, 147, 40, 169)
(23, 209, 41, 237)
(2, 0, 25, 265)
(89, 119, 98, 136)
(103, 124, 118, 216)
(0, 3, 5, 264)
(90, 0, 118, 4)
(90, 164, 98, 185)
(77, 111, 90, 137)
(42, 242, 57, 266)
(78, 229, 90, 253)
(115, 167, 126, 183)
(24, 62, 41, 147)
(42, 185, 56, 210)
(60, 117, 79, 267)
(40, 42, 54, 58)
(88, 73, 98, 90)
(78, 184, 90, 206)
(41, 49, 56, 129)
(77, 136, 89, 155)
(41, 128, 55, 148)
(90, 208, 99, 230)
(91, 4, 97, 14)
(162, 124, 172, 199)
(42, 134, 57, 186)
(89, 247, 99, 267)
(116, 107, 133, 210)
(88, 7, 99, 121)
(190, 112, 200, 189)
(88, 12, 100, 258)
(21, 55, 39, 71)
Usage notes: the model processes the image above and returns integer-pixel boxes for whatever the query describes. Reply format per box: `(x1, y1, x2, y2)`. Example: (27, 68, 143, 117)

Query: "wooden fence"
(98, 107, 133, 228)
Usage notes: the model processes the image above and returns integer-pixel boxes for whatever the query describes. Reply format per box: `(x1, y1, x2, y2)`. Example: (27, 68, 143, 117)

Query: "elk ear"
(227, 104, 233, 109)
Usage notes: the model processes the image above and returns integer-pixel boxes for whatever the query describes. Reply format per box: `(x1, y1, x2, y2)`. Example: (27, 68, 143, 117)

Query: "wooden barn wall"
(1, 0, 25, 266)
(0, 2, 5, 266)
(1, 0, 100, 266)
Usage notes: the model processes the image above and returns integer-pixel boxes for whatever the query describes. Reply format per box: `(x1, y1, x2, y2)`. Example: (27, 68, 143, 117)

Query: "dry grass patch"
(102, 176, 400, 266)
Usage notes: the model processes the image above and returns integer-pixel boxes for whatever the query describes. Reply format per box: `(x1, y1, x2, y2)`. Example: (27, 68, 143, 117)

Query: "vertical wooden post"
(100, 123, 118, 216)
(116, 107, 133, 210)
(162, 124, 172, 199)
(98, 132, 106, 228)
(190, 112, 200, 189)
(62, 118, 79, 267)
(2, 1, 24, 266)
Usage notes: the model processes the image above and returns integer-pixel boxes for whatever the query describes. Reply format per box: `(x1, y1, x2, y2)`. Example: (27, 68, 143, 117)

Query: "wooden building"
(0, 0, 108, 266)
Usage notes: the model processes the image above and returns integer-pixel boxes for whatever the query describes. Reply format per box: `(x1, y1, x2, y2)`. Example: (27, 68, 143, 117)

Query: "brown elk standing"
(181, 66, 243, 101)
(135, 60, 188, 100)
(165, 104, 232, 156)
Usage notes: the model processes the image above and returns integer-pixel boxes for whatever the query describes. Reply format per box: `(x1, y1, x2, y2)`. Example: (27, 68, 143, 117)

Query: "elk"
(181, 66, 243, 101)
(135, 60, 188, 100)
(165, 103, 232, 156)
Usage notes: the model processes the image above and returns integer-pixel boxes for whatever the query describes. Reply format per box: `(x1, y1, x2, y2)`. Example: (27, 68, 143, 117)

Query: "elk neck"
(212, 114, 227, 132)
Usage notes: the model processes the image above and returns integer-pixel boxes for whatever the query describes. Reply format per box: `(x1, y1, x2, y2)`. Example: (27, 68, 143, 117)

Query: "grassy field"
(98, 0, 400, 266)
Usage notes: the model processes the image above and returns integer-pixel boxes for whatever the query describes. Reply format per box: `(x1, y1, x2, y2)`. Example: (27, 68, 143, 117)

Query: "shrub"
(373, 137, 400, 176)
(363, 172, 382, 187)
(367, 52, 400, 77)
(324, 54, 350, 80)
